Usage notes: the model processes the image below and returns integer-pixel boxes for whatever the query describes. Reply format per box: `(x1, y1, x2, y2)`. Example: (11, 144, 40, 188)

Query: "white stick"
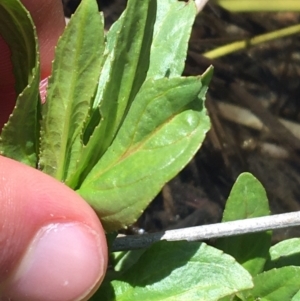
(112, 211, 300, 251)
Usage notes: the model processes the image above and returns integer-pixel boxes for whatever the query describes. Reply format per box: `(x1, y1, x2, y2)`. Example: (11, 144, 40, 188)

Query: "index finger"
(0, 0, 65, 128)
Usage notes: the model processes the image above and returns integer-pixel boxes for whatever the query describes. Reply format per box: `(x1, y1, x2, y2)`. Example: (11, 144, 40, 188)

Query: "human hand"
(0, 1, 108, 301)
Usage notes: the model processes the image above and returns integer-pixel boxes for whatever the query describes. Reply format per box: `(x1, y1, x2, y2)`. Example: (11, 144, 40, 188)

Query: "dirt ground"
(63, 0, 300, 243)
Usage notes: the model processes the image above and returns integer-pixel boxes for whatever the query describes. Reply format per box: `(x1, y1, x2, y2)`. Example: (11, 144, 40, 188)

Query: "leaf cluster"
(0, 0, 211, 232)
(94, 173, 300, 301)
(1, 1, 300, 301)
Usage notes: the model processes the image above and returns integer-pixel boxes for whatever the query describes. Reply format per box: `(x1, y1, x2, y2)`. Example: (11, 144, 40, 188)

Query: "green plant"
(212, 0, 300, 12)
(0, 0, 211, 232)
(93, 173, 300, 301)
(2, 0, 300, 300)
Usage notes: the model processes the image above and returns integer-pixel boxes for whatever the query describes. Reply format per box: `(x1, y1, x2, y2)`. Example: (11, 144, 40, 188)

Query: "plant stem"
(213, 0, 300, 12)
(112, 211, 300, 251)
(203, 24, 300, 59)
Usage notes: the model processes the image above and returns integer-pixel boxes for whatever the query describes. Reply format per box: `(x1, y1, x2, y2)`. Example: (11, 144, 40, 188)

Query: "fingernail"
(3, 223, 105, 301)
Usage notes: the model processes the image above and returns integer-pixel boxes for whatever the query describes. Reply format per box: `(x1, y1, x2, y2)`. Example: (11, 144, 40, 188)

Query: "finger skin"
(0, 0, 65, 128)
(0, 156, 108, 299)
(21, 0, 65, 79)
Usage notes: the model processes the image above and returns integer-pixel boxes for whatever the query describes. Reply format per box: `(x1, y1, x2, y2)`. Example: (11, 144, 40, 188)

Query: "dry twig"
(112, 211, 300, 251)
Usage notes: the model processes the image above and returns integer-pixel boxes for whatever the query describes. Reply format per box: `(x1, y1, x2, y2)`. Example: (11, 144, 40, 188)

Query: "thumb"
(0, 156, 108, 301)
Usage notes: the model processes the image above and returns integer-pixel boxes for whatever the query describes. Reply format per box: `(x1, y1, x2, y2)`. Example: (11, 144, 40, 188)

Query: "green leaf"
(215, 172, 271, 276)
(113, 249, 147, 274)
(78, 6, 126, 149)
(104, 249, 148, 283)
(68, 0, 156, 187)
(92, 241, 253, 301)
(218, 295, 244, 301)
(147, 0, 196, 79)
(39, 0, 104, 181)
(244, 267, 300, 301)
(0, 0, 40, 167)
(78, 71, 212, 231)
(292, 289, 300, 301)
(91, 5, 125, 110)
(265, 238, 300, 270)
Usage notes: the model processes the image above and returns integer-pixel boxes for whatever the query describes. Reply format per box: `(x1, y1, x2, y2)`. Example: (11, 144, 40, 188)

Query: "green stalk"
(203, 24, 300, 59)
(213, 0, 300, 12)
